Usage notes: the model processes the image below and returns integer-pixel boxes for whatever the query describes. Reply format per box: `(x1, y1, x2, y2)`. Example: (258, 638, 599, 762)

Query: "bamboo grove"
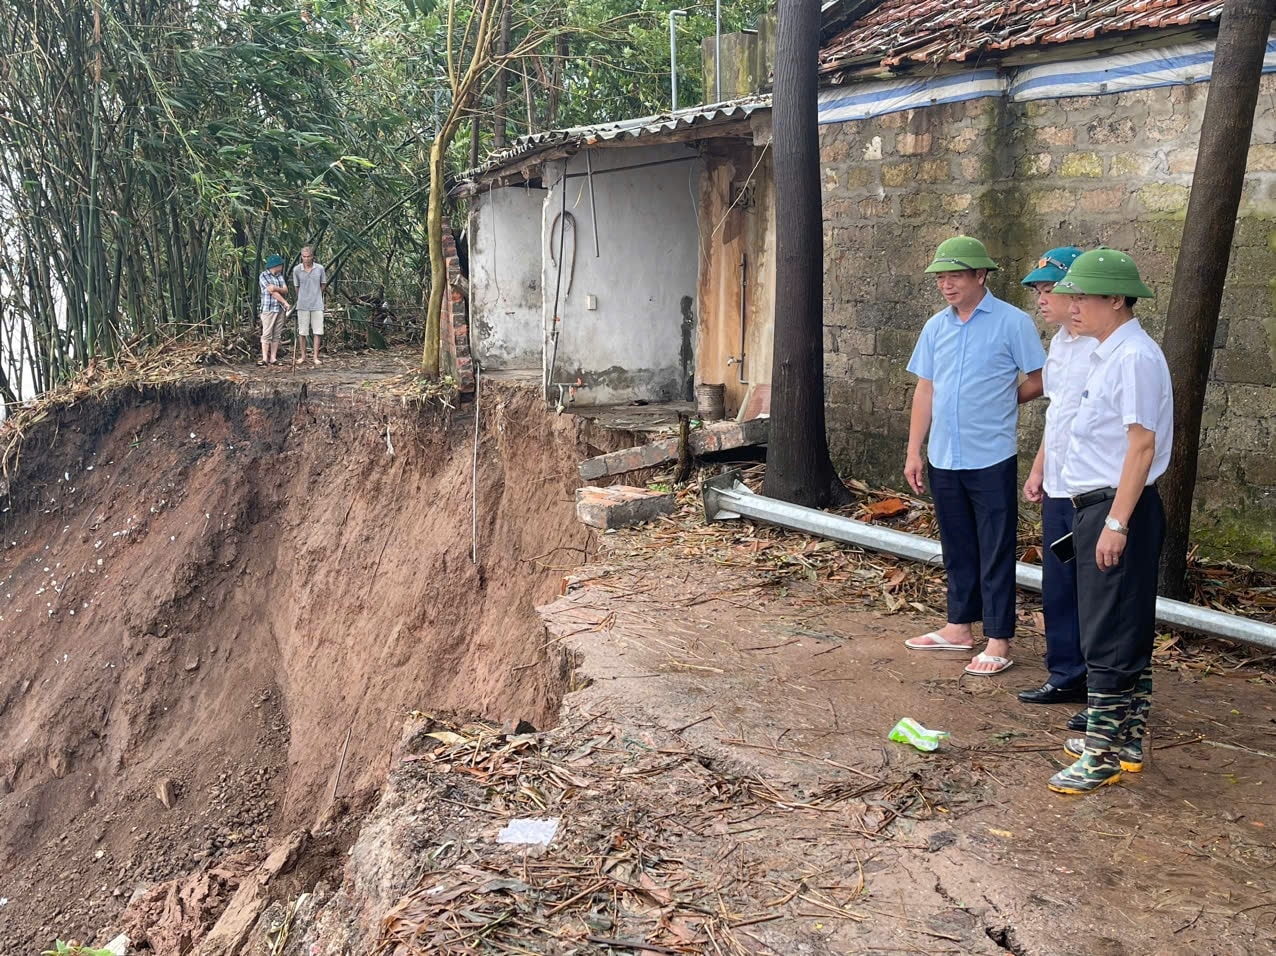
(0, 0, 766, 401)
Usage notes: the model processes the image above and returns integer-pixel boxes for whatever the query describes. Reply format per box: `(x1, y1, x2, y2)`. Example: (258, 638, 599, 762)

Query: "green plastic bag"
(889, 717, 950, 752)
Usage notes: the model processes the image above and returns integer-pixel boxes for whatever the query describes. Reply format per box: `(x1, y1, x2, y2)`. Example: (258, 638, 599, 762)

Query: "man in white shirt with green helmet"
(1047, 248, 1173, 796)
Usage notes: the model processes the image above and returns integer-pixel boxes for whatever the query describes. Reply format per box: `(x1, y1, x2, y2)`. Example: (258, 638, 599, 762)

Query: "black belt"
(1071, 487, 1117, 510)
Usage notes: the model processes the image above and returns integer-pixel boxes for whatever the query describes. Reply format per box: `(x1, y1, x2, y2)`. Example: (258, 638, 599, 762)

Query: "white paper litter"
(496, 818, 559, 846)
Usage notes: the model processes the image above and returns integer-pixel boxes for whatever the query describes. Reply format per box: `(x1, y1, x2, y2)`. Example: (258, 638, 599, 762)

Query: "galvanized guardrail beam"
(702, 469, 1276, 651)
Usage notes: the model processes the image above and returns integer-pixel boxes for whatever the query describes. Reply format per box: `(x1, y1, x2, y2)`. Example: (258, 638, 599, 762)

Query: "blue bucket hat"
(265, 254, 285, 269)
(1022, 246, 1083, 286)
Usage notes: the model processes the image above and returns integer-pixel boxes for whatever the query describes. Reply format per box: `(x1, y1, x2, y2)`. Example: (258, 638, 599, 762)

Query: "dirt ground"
(1, 355, 1273, 955)
(535, 521, 1276, 955)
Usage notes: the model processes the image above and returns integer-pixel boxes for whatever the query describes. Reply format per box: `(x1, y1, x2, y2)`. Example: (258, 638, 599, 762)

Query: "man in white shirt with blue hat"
(1019, 246, 1093, 709)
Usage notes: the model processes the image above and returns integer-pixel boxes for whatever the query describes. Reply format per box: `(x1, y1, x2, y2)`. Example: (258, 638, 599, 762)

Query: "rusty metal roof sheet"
(460, 96, 771, 187)
(820, 0, 1224, 72)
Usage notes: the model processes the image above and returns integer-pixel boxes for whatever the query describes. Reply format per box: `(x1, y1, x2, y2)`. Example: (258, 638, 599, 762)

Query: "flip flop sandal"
(964, 653, 1014, 676)
(905, 631, 975, 652)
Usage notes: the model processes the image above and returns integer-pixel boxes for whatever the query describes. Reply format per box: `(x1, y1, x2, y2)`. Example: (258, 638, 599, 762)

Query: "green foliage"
(0, 0, 772, 392)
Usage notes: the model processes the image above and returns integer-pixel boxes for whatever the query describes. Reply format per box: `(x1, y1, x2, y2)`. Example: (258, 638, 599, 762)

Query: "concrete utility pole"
(1158, 0, 1276, 598)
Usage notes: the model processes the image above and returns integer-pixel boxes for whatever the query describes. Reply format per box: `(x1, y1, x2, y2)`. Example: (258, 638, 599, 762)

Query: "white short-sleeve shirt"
(1060, 319, 1173, 496)
(1041, 327, 1098, 499)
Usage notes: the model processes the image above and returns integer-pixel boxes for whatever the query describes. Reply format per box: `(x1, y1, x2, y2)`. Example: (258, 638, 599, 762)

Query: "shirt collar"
(948, 290, 994, 323)
(1091, 317, 1142, 361)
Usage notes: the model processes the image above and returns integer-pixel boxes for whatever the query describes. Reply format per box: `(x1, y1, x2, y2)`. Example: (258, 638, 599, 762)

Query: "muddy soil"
(537, 535, 1276, 954)
(0, 354, 628, 954)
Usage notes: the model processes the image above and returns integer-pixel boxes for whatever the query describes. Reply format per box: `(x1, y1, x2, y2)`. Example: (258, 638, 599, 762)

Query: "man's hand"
(905, 452, 926, 495)
(1023, 470, 1044, 503)
(1095, 527, 1126, 571)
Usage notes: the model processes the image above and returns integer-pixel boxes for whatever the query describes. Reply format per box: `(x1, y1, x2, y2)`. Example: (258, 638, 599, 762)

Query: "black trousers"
(1074, 485, 1165, 693)
(929, 456, 1018, 640)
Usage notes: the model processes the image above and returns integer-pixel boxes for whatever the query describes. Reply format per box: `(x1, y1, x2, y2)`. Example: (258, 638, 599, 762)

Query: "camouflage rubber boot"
(1064, 670, 1151, 772)
(1049, 691, 1130, 794)
(1119, 668, 1152, 770)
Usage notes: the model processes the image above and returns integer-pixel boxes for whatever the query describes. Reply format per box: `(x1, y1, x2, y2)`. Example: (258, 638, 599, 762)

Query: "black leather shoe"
(1067, 709, 1088, 732)
(1017, 681, 1088, 705)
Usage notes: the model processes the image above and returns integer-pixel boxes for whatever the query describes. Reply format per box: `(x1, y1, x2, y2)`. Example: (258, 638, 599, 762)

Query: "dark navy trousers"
(928, 456, 1018, 640)
(1042, 496, 1086, 688)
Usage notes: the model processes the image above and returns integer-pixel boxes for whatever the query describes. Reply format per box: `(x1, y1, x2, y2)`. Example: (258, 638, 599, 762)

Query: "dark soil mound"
(0, 376, 602, 953)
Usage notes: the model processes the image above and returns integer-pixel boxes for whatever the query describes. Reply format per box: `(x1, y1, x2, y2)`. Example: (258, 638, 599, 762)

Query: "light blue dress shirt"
(907, 291, 1045, 471)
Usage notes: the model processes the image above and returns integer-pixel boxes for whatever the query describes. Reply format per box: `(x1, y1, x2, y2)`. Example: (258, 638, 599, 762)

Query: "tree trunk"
(423, 137, 447, 376)
(762, 0, 850, 508)
(547, 35, 568, 128)
(493, 4, 510, 148)
(1158, 0, 1274, 598)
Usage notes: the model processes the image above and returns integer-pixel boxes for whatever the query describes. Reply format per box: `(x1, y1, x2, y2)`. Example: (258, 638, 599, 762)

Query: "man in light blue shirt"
(903, 236, 1045, 676)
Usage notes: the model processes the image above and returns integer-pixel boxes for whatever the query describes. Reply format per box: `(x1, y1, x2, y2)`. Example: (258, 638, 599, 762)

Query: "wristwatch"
(1104, 516, 1129, 535)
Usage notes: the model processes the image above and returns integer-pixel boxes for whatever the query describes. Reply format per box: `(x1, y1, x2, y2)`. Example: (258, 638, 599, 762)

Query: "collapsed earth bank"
(0, 379, 616, 954)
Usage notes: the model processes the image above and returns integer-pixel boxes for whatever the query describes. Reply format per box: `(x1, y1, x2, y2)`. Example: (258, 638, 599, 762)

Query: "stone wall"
(819, 77, 1276, 566)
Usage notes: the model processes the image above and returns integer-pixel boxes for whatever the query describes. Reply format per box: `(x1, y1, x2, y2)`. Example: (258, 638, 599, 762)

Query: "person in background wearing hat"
(1018, 247, 1093, 708)
(904, 236, 1046, 676)
(259, 254, 291, 367)
(1048, 248, 1171, 794)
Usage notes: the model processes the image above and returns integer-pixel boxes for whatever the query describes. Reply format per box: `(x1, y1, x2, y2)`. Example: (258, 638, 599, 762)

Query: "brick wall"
(440, 222, 475, 393)
(819, 77, 1276, 566)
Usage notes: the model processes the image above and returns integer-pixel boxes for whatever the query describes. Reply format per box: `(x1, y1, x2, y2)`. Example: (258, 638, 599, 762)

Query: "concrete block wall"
(819, 76, 1276, 565)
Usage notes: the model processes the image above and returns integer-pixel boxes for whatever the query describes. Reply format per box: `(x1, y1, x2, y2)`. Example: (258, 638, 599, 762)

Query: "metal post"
(669, 10, 688, 111)
(715, 0, 722, 102)
(702, 470, 1276, 651)
(585, 149, 600, 258)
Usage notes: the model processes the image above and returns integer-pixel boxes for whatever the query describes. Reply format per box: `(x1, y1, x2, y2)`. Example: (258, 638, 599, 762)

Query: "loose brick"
(575, 486, 676, 530)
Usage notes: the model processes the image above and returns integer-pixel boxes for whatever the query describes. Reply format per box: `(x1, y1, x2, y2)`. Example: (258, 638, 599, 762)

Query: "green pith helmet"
(265, 254, 285, 269)
(1053, 248, 1154, 298)
(924, 235, 999, 273)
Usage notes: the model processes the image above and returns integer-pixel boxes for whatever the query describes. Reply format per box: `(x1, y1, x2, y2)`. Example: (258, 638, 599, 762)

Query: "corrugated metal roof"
(820, 0, 1224, 72)
(461, 96, 771, 185)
